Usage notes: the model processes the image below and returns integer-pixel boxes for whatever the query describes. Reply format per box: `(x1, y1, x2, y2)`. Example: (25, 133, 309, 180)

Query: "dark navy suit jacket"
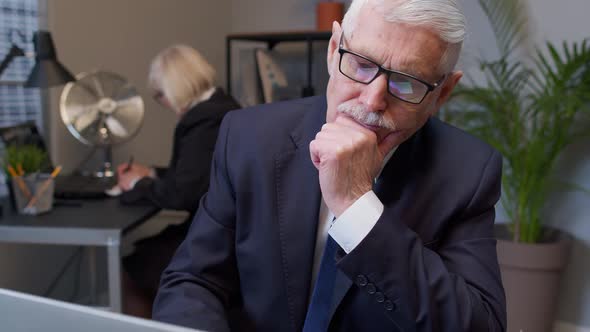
(153, 96, 507, 331)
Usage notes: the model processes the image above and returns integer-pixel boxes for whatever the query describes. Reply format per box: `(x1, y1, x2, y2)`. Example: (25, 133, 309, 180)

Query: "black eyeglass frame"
(337, 34, 445, 104)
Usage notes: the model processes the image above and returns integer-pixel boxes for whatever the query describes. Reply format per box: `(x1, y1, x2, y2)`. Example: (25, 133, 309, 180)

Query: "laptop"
(0, 121, 115, 199)
(0, 288, 202, 332)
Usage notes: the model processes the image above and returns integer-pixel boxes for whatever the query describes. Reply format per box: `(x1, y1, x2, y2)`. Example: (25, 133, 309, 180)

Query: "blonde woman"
(116, 44, 240, 317)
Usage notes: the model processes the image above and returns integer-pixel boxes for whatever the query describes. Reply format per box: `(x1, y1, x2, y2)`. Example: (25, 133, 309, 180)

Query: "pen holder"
(12, 173, 54, 215)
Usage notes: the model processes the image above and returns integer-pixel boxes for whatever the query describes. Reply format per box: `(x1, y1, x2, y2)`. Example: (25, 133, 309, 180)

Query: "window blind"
(0, 0, 41, 128)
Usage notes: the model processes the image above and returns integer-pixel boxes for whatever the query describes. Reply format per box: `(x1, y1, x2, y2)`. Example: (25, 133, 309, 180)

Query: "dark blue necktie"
(303, 235, 338, 332)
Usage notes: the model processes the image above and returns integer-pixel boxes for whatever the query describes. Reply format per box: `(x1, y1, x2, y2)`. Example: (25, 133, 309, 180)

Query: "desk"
(0, 198, 159, 312)
(226, 30, 332, 97)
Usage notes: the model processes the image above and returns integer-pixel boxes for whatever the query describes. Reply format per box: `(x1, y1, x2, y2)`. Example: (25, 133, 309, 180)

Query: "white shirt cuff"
(128, 176, 142, 189)
(328, 190, 384, 253)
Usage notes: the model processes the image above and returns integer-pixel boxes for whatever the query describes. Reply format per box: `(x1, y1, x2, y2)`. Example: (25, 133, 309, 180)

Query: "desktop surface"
(0, 197, 161, 312)
(0, 197, 159, 235)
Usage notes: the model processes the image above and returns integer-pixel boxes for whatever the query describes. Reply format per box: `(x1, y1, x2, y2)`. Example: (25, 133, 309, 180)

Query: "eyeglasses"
(338, 34, 445, 104)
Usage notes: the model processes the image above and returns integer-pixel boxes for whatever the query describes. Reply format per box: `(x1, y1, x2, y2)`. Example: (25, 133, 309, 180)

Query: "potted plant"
(444, 0, 590, 331)
(2, 144, 50, 175)
(2, 143, 51, 211)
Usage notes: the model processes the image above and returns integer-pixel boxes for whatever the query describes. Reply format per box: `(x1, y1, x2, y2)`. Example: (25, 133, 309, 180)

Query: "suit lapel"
(275, 97, 327, 331)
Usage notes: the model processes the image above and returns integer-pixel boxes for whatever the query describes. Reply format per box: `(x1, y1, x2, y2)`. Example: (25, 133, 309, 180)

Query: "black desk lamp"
(0, 30, 74, 88)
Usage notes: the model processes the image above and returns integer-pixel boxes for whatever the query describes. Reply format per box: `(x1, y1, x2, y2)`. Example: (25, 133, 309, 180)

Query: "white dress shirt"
(309, 147, 397, 291)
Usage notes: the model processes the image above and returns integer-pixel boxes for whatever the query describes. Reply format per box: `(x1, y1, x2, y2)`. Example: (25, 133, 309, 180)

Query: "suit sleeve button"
(366, 283, 376, 294)
(356, 275, 368, 287)
(375, 292, 385, 303)
(384, 300, 396, 311)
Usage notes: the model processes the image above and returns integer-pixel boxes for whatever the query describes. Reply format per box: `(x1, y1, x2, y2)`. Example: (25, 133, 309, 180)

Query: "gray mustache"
(336, 103, 396, 130)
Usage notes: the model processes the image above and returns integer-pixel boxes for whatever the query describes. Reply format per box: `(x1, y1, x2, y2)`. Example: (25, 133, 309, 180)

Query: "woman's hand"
(116, 162, 153, 191)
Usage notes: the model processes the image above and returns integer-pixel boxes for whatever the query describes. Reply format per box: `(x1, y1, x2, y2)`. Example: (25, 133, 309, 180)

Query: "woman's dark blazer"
(129, 88, 241, 218)
(122, 88, 240, 294)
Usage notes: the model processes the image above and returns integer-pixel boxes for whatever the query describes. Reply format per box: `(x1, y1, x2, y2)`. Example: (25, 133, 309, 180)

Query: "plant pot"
(495, 224, 571, 332)
(316, 2, 344, 31)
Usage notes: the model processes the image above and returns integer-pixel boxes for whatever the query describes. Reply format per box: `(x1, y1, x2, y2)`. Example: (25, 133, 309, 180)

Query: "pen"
(24, 166, 62, 211)
(7, 164, 32, 199)
(123, 155, 134, 173)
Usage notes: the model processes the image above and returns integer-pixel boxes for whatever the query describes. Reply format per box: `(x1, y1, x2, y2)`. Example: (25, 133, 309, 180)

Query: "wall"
(231, 0, 316, 32)
(461, 0, 590, 329)
(533, 0, 590, 326)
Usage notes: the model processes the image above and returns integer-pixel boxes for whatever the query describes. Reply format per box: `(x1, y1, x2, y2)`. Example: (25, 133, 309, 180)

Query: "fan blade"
(74, 79, 101, 100)
(112, 96, 143, 113)
(74, 108, 100, 132)
(111, 104, 134, 120)
(63, 103, 98, 123)
(111, 82, 135, 101)
(114, 102, 142, 120)
(92, 76, 106, 97)
(104, 116, 129, 137)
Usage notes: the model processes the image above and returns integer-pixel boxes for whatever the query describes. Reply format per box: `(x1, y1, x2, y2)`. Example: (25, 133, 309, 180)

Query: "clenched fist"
(309, 115, 397, 217)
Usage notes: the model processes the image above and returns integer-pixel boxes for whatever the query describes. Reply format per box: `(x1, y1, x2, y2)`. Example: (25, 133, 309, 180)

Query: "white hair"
(342, 0, 466, 73)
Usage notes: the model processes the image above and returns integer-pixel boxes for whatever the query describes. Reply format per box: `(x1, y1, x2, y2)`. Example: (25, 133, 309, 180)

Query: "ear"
(327, 21, 343, 76)
(434, 70, 462, 110)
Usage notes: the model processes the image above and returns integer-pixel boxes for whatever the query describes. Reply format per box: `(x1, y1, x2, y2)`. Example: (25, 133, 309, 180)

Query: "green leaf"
(446, 2, 590, 243)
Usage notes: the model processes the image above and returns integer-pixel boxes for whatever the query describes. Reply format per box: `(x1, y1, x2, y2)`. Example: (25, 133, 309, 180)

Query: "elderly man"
(152, 0, 506, 331)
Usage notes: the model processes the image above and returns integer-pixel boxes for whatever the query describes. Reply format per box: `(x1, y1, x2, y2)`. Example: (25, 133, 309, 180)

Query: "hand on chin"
(337, 113, 399, 156)
(310, 116, 385, 216)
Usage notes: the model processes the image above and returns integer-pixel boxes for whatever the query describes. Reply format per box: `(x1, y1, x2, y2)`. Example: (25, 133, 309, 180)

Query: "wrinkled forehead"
(345, 4, 448, 80)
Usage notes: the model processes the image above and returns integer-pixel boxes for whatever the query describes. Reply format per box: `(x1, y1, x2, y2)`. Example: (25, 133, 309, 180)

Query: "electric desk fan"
(59, 71, 144, 177)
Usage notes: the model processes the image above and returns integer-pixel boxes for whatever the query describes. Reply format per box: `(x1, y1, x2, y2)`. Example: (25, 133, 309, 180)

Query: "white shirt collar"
(187, 87, 216, 110)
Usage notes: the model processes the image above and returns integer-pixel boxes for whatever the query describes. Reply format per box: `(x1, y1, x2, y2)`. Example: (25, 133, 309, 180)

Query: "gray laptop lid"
(0, 288, 204, 332)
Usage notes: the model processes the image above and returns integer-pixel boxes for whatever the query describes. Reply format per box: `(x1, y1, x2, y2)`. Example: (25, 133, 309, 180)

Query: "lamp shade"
(25, 30, 75, 88)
